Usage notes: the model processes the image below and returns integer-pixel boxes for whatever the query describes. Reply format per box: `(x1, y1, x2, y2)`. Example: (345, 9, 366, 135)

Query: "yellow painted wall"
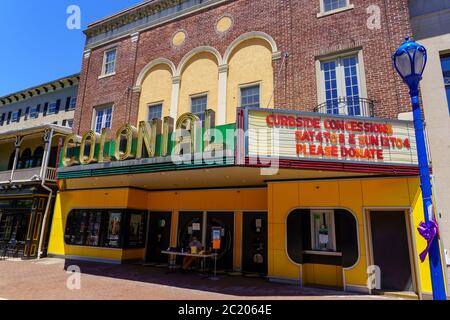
(147, 188, 267, 211)
(137, 64, 173, 124)
(226, 38, 274, 123)
(48, 187, 267, 265)
(48, 188, 148, 262)
(268, 177, 436, 296)
(178, 52, 219, 117)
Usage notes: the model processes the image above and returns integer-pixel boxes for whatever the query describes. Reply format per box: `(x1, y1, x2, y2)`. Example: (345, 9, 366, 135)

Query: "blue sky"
(0, 0, 142, 96)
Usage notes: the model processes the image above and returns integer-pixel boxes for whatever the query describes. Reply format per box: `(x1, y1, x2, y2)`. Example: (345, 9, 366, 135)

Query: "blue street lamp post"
(393, 37, 447, 300)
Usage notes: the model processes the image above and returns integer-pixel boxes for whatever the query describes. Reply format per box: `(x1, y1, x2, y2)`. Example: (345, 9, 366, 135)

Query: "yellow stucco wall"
(226, 38, 274, 123)
(48, 177, 440, 296)
(48, 187, 267, 266)
(178, 52, 219, 117)
(137, 64, 173, 124)
(267, 177, 436, 296)
(135, 35, 276, 125)
(48, 188, 148, 262)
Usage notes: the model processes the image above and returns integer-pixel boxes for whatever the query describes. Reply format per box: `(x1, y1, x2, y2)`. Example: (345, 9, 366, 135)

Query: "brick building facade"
(73, 0, 413, 136)
(49, 0, 443, 298)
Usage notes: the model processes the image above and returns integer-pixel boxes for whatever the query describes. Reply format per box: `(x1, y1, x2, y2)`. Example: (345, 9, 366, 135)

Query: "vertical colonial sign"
(237, 108, 418, 173)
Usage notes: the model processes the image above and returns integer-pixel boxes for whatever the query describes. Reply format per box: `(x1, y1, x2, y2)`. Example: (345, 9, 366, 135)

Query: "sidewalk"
(0, 258, 396, 300)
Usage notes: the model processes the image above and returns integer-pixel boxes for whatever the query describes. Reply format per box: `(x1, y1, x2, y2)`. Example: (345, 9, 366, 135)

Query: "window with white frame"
(48, 102, 57, 115)
(310, 210, 336, 251)
(30, 106, 39, 119)
(148, 103, 163, 121)
(191, 95, 208, 121)
(93, 105, 113, 133)
(322, 0, 349, 13)
(320, 54, 362, 116)
(240, 84, 261, 108)
(11, 110, 20, 123)
(69, 97, 77, 110)
(102, 49, 117, 76)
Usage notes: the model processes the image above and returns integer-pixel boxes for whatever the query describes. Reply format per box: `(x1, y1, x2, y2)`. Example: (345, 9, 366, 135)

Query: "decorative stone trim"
(172, 76, 181, 84)
(130, 32, 140, 42)
(215, 14, 234, 34)
(172, 30, 187, 47)
(218, 64, 229, 73)
(83, 49, 91, 59)
(272, 51, 283, 61)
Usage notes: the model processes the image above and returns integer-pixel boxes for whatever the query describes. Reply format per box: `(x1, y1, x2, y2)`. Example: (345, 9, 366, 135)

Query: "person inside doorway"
(181, 236, 203, 272)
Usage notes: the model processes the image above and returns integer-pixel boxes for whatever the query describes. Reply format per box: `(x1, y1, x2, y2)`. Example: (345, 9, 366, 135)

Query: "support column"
(39, 129, 52, 179)
(170, 76, 181, 119)
(217, 64, 229, 125)
(10, 135, 23, 181)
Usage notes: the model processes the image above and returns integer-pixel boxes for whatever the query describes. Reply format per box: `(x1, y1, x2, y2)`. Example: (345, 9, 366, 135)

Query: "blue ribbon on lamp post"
(393, 36, 447, 300)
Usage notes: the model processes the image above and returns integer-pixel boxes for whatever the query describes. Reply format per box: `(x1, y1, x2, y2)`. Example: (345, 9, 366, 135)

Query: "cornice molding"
(0, 74, 80, 107)
(85, 0, 183, 39)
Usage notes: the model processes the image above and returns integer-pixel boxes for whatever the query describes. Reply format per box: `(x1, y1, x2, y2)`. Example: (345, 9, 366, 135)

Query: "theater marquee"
(237, 108, 418, 171)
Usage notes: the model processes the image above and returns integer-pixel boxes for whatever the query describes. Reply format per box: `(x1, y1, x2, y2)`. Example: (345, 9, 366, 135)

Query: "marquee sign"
(238, 108, 418, 171)
(60, 110, 234, 169)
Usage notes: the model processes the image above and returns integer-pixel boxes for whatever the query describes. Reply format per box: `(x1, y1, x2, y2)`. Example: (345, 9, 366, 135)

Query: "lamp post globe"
(392, 37, 447, 300)
(393, 36, 427, 96)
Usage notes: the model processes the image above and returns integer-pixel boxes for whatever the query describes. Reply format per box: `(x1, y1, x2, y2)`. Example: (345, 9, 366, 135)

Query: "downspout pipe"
(37, 128, 54, 259)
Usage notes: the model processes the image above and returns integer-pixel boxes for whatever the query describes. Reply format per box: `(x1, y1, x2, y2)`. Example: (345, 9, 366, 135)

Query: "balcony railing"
(314, 97, 375, 117)
(0, 167, 57, 184)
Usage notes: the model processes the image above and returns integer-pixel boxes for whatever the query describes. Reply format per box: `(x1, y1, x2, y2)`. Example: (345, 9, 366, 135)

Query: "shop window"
(0, 215, 14, 241)
(65, 210, 109, 247)
(64, 209, 146, 249)
(125, 211, 146, 248)
(104, 211, 122, 248)
(148, 103, 163, 121)
(240, 84, 261, 109)
(311, 210, 336, 251)
(286, 208, 358, 268)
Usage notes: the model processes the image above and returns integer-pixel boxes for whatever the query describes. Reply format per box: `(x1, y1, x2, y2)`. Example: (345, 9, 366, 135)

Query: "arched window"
(7, 151, 15, 170)
(286, 208, 358, 268)
(32, 146, 45, 168)
(17, 148, 32, 169)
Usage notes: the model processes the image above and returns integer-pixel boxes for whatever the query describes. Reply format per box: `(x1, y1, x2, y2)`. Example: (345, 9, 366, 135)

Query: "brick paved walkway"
(0, 258, 396, 300)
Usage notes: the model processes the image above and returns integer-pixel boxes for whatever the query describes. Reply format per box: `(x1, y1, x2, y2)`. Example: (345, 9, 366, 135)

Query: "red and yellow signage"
(246, 109, 418, 166)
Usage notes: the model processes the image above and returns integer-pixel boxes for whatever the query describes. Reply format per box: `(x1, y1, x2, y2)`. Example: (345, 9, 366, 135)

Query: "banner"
(247, 109, 418, 166)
